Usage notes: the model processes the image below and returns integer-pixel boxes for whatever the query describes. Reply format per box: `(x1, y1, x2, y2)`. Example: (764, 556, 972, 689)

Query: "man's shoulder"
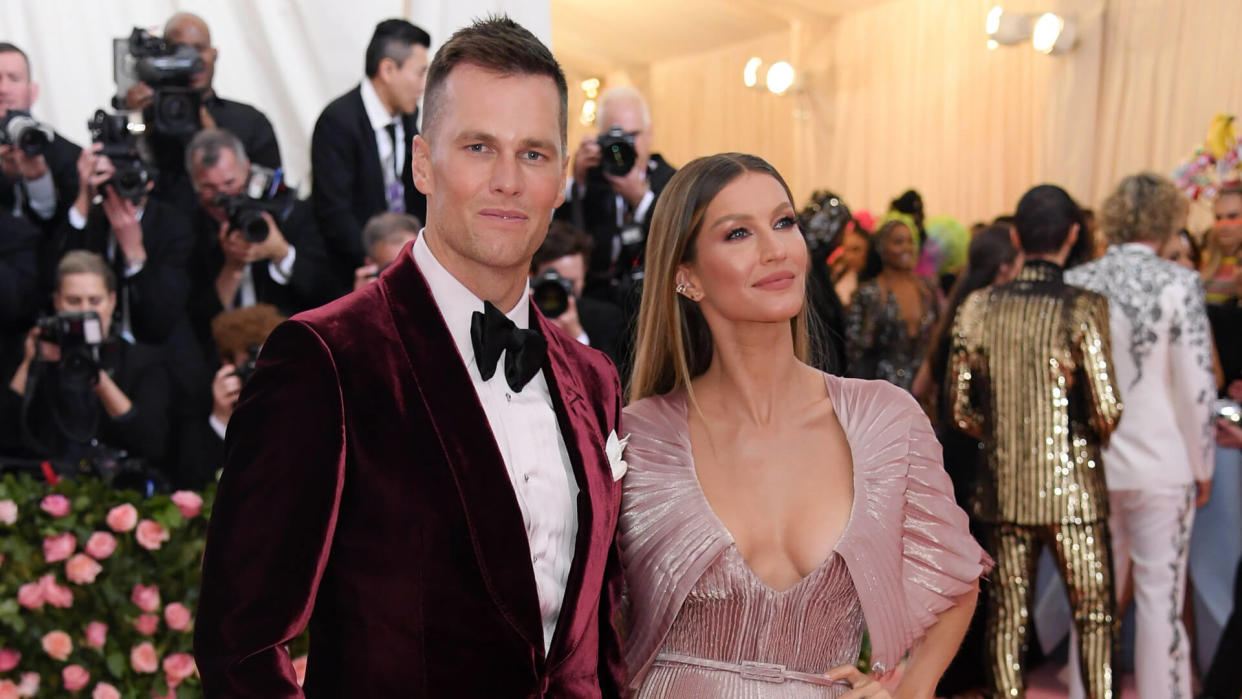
(315, 86, 364, 127)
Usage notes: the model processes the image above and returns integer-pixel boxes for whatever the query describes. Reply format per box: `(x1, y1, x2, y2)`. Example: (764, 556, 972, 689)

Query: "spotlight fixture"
(985, 5, 1031, 46)
(1032, 12, 1077, 54)
(765, 61, 795, 95)
(743, 57, 762, 88)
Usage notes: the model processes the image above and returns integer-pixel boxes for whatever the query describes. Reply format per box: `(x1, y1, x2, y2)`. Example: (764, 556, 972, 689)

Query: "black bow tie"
(470, 300, 546, 392)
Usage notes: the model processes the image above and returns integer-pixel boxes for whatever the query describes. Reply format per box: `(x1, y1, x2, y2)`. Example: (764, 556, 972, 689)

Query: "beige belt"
(652, 652, 850, 688)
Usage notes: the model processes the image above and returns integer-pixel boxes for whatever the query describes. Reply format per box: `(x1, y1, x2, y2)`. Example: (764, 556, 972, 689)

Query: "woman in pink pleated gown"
(619, 153, 991, 698)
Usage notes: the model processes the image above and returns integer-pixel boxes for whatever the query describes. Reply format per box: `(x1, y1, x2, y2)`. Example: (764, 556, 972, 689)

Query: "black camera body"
(532, 269, 575, 318)
(36, 310, 105, 381)
(0, 110, 54, 157)
(121, 28, 204, 137)
(212, 166, 297, 244)
(88, 109, 151, 204)
(597, 126, 637, 177)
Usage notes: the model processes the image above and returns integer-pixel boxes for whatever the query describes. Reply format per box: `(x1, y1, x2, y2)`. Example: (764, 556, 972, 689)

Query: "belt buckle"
(739, 660, 787, 683)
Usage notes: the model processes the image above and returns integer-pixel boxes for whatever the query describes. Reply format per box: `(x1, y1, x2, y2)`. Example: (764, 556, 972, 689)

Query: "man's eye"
(466, 144, 487, 153)
(523, 151, 545, 161)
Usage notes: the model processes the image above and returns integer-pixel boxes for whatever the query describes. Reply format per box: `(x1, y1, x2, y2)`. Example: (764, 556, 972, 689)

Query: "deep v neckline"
(678, 373, 859, 595)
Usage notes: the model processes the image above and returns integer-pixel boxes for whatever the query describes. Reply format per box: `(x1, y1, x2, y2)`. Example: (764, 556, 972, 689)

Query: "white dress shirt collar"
(360, 77, 398, 132)
(411, 231, 532, 370)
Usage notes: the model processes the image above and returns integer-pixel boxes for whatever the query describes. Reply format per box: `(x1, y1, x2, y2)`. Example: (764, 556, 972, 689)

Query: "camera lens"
(532, 275, 570, 318)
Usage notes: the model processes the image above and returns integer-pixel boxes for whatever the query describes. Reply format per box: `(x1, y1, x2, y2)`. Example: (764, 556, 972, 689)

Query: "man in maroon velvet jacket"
(194, 17, 627, 697)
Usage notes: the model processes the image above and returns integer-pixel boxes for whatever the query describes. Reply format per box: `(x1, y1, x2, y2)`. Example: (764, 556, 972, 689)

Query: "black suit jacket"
(554, 153, 676, 298)
(578, 295, 626, 368)
(0, 212, 40, 373)
(311, 85, 426, 290)
(51, 198, 194, 345)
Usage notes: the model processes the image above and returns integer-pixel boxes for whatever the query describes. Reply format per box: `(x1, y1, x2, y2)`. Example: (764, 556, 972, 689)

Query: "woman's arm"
(893, 586, 978, 699)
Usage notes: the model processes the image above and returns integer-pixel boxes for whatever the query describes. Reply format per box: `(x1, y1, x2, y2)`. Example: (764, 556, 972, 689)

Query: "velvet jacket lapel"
(535, 312, 617, 667)
(379, 249, 545, 653)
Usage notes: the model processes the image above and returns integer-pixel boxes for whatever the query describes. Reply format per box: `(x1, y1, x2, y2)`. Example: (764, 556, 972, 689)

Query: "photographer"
(53, 141, 194, 345)
(353, 211, 419, 291)
(186, 129, 332, 356)
(175, 303, 284, 490)
(554, 86, 676, 303)
(0, 251, 172, 473)
(125, 13, 282, 211)
(530, 222, 625, 367)
(0, 43, 81, 235)
(0, 211, 40, 375)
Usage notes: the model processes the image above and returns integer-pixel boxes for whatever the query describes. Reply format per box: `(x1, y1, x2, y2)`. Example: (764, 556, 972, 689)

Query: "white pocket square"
(605, 430, 630, 481)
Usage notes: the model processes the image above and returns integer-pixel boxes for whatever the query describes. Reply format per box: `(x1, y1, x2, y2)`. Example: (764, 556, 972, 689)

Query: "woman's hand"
(826, 664, 892, 698)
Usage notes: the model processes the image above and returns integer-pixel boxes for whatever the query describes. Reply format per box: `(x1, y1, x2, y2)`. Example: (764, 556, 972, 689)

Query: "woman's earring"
(675, 283, 688, 295)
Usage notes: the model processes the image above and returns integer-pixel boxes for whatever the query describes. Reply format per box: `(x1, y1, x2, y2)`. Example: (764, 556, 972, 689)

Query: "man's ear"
(412, 134, 432, 196)
(1009, 226, 1021, 252)
(29, 82, 39, 107)
(555, 152, 569, 208)
(1062, 222, 1080, 255)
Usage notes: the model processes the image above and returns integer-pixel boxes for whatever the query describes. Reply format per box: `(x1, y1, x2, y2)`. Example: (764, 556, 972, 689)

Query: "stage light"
(1032, 12, 1077, 54)
(766, 61, 795, 95)
(986, 6, 1031, 46)
(743, 57, 762, 88)
(987, 39, 999, 51)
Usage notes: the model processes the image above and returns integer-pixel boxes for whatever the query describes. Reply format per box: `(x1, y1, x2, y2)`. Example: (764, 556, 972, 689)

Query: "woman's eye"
(774, 216, 798, 230)
(726, 227, 750, 240)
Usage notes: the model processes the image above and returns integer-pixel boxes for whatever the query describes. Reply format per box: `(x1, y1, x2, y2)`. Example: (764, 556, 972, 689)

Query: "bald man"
(126, 12, 281, 210)
(553, 86, 675, 304)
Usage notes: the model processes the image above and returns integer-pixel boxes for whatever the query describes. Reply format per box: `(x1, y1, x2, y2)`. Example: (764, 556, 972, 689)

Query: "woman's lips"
(754, 271, 796, 290)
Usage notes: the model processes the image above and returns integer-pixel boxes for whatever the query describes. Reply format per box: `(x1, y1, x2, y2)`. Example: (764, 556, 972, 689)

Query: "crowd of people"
(2, 10, 1240, 699)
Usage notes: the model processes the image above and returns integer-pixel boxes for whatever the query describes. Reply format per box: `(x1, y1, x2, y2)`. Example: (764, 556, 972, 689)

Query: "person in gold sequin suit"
(949, 185, 1123, 699)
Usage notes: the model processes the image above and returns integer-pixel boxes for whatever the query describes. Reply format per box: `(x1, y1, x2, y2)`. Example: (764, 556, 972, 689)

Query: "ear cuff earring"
(675, 283, 688, 294)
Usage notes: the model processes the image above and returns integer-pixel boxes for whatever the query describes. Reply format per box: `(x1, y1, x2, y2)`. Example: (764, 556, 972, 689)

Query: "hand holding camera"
(0, 110, 53, 181)
(218, 212, 290, 267)
(211, 364, 242, 427)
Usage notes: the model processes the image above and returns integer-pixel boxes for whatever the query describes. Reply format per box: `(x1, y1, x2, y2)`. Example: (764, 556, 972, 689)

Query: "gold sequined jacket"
(948, 260, 1123, 525)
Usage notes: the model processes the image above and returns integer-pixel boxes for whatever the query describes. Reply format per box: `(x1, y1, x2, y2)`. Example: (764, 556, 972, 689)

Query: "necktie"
(383, 122, 405, 212)
(470, 300, 547, 392)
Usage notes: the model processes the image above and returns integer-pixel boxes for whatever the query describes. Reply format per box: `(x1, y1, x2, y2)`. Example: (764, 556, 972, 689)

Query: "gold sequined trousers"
(985, 522, 1116, 699)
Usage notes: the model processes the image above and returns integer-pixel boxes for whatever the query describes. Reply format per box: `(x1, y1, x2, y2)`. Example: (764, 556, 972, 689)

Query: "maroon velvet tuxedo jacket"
(194, 241, 627, 697)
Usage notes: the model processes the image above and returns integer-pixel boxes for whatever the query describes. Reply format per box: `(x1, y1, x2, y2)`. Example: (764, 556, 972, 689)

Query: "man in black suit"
(311, 19, 430, 292)
(531, 222, 626, 368)
(125, 13, 283, 212)
(186, 129, 332, 358)
(0, 211, 39, 382)
(0, 43, 81, 236)
(554, 86, 675, 303)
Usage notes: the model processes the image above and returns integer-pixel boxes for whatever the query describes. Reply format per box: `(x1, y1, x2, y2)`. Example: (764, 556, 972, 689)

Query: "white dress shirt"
(359, 78, 404, 195)
(1066, 243, 1217, 488)
(412, 233, 579, 653)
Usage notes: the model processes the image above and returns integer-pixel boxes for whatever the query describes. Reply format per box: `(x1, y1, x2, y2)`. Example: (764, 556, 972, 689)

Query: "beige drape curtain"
(643, 0, 1242, 225)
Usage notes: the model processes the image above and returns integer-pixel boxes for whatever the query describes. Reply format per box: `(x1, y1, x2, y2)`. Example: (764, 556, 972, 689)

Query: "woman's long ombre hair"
(628, 153, 812, 404)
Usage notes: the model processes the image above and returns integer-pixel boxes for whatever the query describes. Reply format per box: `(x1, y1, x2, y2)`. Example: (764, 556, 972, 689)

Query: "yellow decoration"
(1206, 114, 1236, 159)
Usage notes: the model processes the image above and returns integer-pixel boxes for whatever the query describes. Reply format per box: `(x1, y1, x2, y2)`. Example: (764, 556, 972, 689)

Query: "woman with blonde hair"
(619, 153, 988, 698)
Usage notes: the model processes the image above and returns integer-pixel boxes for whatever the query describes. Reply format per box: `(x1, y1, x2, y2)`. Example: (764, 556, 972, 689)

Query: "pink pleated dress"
(619, 373, 991, 698)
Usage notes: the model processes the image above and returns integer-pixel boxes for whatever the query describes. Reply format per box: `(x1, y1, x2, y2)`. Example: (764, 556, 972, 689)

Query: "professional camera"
(87, 109, 151, 204)
(532, 269, 574, 318)
(0, 110, 54, 157)
(36, 310, 104, 380)
(597, 126, 637, 177)
(213, 166, 297, 244)
(112, 27, 204, 136)
(232, 344, 261, 384)
(799, 190, 853, 260)
(1216, 398, 1242, 424)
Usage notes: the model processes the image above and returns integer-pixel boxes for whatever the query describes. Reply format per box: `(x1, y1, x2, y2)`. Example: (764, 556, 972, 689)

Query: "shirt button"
(524, 473, 532, 483)
(505, 392, 512, 402)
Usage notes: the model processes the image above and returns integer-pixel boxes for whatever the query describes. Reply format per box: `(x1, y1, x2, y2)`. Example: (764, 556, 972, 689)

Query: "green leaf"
(106, 650, 126, 678)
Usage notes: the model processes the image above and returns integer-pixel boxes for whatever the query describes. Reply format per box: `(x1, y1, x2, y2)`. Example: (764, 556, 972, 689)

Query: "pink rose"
(134, 519, 169, 550)
(41, 630, 72, 661)
(62, 665, 90, 692)
(133, 613, 159, 636)
(40, 494, 71, 518)
(84, 622, 108, 649)
(0, 649, 18, 672)
(16, 673, 38, 698)
(105, 503, 137, 532)
(91, 683, 120, 699)
(0, 499, 18, 525)
(16, 581, 43, 609)
(65, 554, 102, 585)
(162, 653, 196, 687)
(129, 642, 158, 674)
(130, 583, 160, 612)
(84, 532, 117, 560)
(170, 491, 203, 519)
(42, 532, 76, 563)
(292, 655, 308, 686)
(164, 602, 192, 631)
(39, 574, 73, 608)
(0, 681, 16, 699)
